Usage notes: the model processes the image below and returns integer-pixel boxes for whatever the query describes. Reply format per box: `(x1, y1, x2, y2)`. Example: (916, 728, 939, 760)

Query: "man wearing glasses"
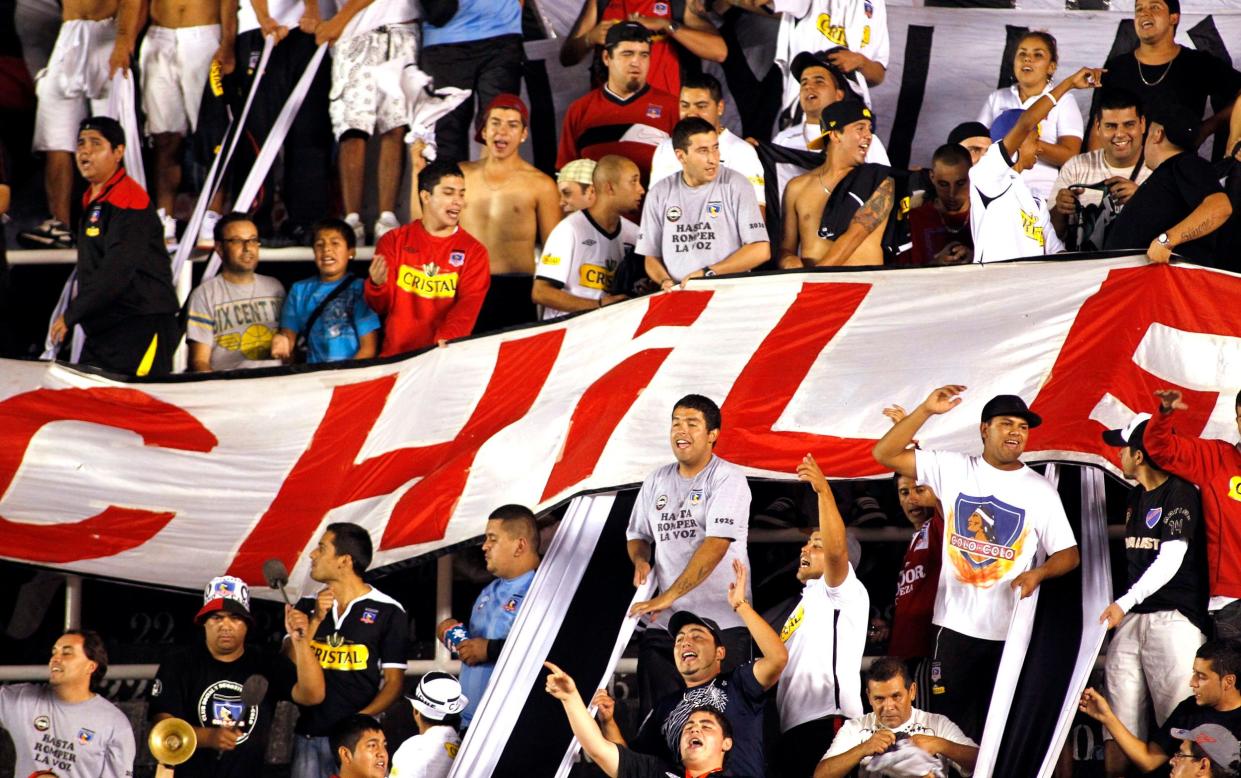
(186, 213, 286, 371)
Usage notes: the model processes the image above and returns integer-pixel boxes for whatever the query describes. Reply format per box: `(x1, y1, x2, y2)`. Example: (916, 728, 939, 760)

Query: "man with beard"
(557, 22, 678, 182)
(873, 386, 1079, 741)
(780, 100, 893, 267)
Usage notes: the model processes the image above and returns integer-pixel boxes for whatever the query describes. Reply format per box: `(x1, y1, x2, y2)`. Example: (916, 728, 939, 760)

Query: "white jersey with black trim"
(969, 142, 1064, 263)
(535, 210, 638, 320)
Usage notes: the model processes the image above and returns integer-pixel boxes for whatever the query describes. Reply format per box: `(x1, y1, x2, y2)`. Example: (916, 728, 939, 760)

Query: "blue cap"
(989, 109, 1025, 142)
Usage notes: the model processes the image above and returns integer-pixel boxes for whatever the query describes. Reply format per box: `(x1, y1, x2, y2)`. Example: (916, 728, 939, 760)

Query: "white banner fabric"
(2, 257, 1239, 593)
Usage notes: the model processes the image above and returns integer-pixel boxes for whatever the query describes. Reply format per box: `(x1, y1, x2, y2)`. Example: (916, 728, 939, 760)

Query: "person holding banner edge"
(872, 385, 1080, 742)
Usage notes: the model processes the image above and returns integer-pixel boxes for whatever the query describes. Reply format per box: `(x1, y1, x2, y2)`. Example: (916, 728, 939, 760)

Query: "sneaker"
(374, 211, 400, 243)
(197, 210, 222, 251)
(158, 209, 179, 252)
(344, 212, 366, 246)
(18, 218, 74, 249)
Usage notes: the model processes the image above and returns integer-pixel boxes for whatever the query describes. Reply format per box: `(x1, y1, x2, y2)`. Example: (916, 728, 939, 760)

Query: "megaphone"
(149, 717, 197, 770)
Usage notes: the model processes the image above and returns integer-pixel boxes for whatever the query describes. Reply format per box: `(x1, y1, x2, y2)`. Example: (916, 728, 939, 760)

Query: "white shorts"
(139, 24, 221, 136)
(1103, 609, 1205, 740)
(33, 18, 116, 152)
(328, 23, 418, 139)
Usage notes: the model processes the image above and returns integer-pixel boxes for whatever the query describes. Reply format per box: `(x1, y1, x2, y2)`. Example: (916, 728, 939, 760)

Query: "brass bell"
(148, 717, 197, 767)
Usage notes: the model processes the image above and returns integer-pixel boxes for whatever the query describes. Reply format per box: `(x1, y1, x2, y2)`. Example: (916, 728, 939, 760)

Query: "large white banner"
(2, 258, 1239, 593)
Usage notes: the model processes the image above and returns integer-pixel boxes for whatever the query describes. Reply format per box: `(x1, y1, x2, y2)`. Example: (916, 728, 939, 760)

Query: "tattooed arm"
(817, 176, 894, 266)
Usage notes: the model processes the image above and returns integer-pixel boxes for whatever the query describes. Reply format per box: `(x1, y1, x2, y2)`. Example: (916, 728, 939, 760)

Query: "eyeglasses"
(221, 238, 261, 248)
(1169, 752, 1198, 762)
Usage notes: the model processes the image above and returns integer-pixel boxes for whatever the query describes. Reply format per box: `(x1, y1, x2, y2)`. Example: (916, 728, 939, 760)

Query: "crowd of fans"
(2, 0, 1241, 776)
(1, 387, 1240, 778)
(1, 0, 1238, 375)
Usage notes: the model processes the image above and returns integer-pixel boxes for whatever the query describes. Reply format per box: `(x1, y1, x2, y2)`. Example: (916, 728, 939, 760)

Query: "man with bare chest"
(140, 0, 234, 248)
(780, 100, 893, 267)
(22, 0, 142, 250)
(458, 94, 562, 334)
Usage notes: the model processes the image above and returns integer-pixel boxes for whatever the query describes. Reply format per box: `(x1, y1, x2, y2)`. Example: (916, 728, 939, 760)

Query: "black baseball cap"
(790, 51, 847, 92)
(1147, 101, 1198, 150)
(807, 100, 874, 150)
(604, 21, 652, 48)
(79, 116, 126, 148)
(981, 394, 1042, 428)
(948, 121, 991, 147)
(1102, 413, 1157, 465)
(669, 611, 723, 646)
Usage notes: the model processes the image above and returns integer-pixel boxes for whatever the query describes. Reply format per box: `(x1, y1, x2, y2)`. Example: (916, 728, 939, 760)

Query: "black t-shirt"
(1103, 151, 1225, 264)
(1124, 475, 1208, 631)
(1090, 48, 1241, 126)
(1154, 696, 1241, 758)
(148, 645, 296, 778)
(294, 588, 409, 736)
(617, 747, 680, 778)
(633, 663, 767, 777)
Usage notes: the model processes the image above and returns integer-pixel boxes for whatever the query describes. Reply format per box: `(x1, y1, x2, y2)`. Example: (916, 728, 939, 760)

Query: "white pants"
(33, 18, 116, 152)
(329, 23, 419, 139)
(139, 24, 221, 135)
(1103, 609, 1205, 739)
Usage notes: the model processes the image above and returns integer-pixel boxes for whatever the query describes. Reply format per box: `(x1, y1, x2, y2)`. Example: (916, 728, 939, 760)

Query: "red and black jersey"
(888, 511, 943, 659)
(365, 220, 491, 356)
(65, 168, 178, 334)
(556, 84, 679, 182)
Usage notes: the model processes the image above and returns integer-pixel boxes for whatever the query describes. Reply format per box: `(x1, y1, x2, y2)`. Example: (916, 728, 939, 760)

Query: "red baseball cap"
(475, 93, 529, 143)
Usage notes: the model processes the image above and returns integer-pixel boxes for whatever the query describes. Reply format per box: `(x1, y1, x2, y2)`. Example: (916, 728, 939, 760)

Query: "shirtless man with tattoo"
(779, 100, 894, 267)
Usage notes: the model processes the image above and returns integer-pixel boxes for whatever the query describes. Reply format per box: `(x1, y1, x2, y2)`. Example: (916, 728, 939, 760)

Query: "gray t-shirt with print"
(186, 273, 285, 370)
(626, 455, 752, 630)
(0, 683, 135, 778)
(636, 166, 767, 282)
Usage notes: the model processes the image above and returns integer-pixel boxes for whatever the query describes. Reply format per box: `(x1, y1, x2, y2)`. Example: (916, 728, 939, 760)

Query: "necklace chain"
(1137, 58, 1173, 87)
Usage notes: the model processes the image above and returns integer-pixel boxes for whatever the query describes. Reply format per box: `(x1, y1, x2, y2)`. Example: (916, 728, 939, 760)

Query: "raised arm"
(726, 559, 788, 689)
(1079, 688, 1168, 772)
(285, 605, 327, 705)
(1003, 68, 1103, 160)
(872, 385, 966, 477)
(796, 454, 849, 587)
(545, 662, 623, 777)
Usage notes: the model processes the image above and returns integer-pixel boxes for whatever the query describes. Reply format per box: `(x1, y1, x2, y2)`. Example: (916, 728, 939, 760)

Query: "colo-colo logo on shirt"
(948, 494, 1027, 582)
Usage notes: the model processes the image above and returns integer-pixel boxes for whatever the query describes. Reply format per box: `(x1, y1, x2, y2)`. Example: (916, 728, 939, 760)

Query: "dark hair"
(673, 394, 722, 432)
(677, 706, 732, 764)
(1198, 640, 1241, 682)
(330, 714, 384, 768)
(604, 22, 652, 54)
(867, 656, 912, 689)
(488, 504, 540, 555)
(672, 117, 717, 152)
(681, 73, 723, 103)
(931, 143, 972, 169)
(1018, 30, 1059, 66)
(312, 218, 356, 251)
(64, 630, 108, 691)
(214, 212, 258, 246)
(1234, 389, 1240, 408)
(418, 160, 465, 195)
(1095, 87, 1144, 119)
(326, 522, 374, 576)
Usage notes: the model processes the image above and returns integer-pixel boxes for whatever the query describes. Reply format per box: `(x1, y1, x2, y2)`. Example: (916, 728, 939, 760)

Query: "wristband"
(1043, 92, 1058, 108)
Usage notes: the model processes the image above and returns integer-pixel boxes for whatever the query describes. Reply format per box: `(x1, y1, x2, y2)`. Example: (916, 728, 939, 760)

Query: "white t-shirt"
(915, 449, 1077, 641)
(969, 142, 1064, 263)
(535, 210, 637, 320)
(650, 129, 767, 207)
(0, 684, 136, 778)
(389, 725, 459, 778)
(978, 86, 1084, 201)
(1050, 148, 1151, 209)
(777, 565, 869, 732)
(626, 455, 752, 630)
(773, 0, 889, 113)
(772, 121, 890, 205)
(824, 707, 977, 776)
